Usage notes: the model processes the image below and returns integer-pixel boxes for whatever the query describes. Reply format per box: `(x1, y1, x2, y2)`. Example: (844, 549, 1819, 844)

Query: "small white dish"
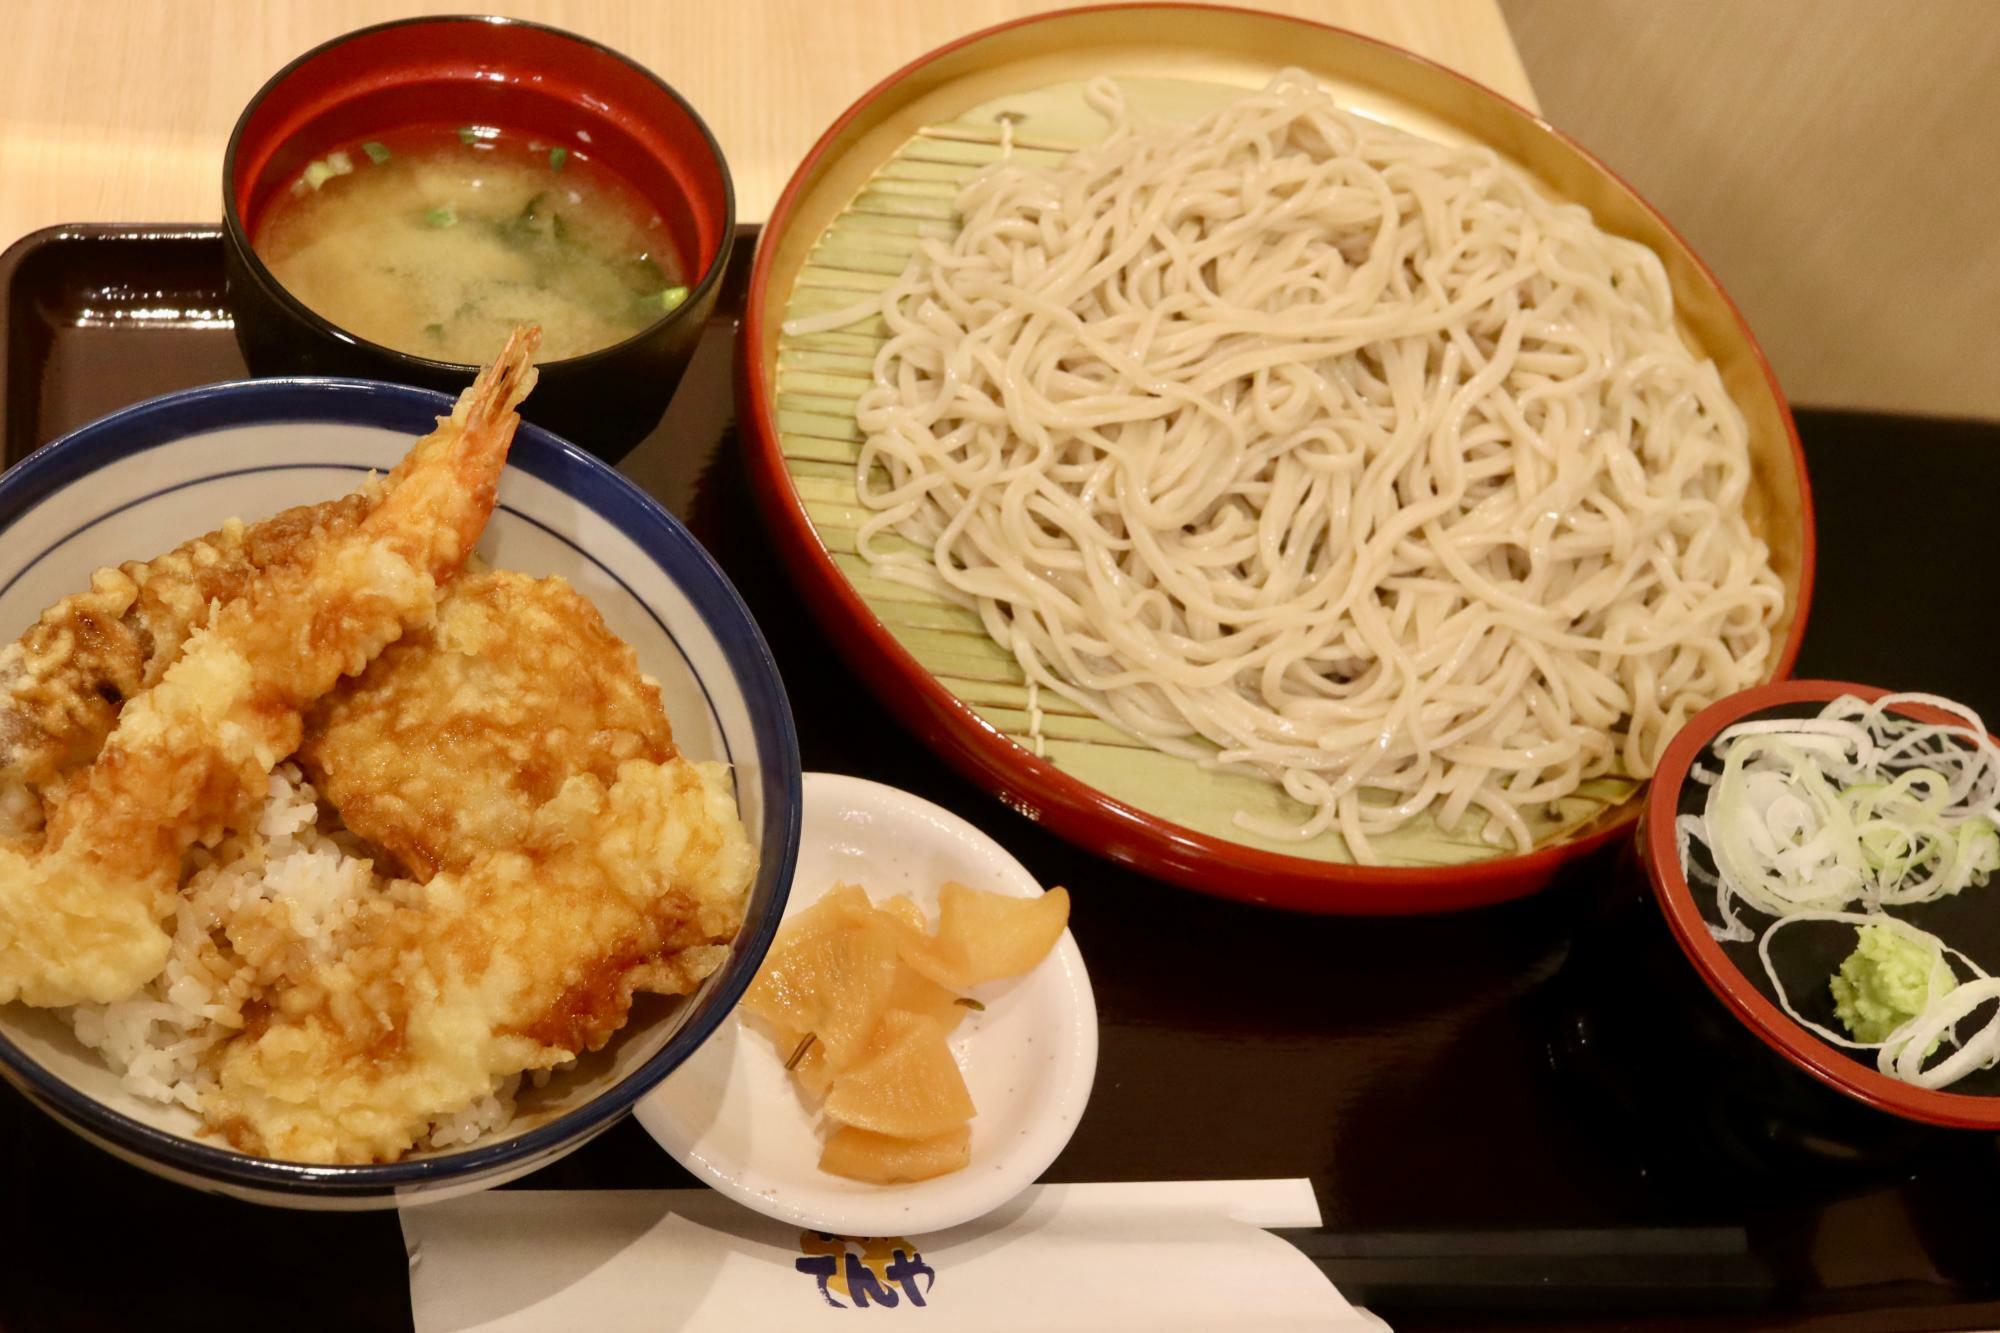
(636, 771, 1096, 1236)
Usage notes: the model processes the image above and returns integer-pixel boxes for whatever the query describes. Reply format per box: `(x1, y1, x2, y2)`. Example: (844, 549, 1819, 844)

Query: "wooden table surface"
(0, 0, 1536, 241)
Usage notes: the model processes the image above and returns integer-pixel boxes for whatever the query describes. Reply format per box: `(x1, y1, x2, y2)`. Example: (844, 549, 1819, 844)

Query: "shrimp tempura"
(0, 329, 539, 1007)
(0, 491, 374, 807)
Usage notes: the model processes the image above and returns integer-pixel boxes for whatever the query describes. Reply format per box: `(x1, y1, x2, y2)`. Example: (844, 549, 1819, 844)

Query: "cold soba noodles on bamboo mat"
(788, 70, 1784, 865)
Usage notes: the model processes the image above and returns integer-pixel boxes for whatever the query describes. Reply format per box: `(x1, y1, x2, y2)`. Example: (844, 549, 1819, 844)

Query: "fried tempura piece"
(0, 329, 539, 1008)
(207, 755, 752, 1163)
(209, 567, 751, 1163)
(298, 570, 674, 880)
(0, 492, 374, 803)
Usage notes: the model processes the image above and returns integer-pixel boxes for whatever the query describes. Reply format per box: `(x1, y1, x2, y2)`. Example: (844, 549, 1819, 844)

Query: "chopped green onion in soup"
(255, 125, 688, 364)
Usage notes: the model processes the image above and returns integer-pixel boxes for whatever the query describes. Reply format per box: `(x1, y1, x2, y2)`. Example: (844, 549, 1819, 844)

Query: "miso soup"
(254, 126, 688, 364)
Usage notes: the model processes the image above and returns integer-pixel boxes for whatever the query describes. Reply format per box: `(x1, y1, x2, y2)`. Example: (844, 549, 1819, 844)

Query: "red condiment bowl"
(222, 15, 734, 461)
(1644, 679, 2000, 1131)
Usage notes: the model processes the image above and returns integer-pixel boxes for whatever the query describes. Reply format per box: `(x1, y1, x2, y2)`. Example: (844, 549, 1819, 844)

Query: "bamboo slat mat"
(773, 78, 1637, 867)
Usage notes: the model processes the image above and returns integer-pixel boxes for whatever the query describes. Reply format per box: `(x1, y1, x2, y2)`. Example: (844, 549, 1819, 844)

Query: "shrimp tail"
(372, 326, 540, 583)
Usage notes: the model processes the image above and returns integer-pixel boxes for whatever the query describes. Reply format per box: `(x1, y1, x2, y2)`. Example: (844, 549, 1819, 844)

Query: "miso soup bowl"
(222, 15, 734, 462)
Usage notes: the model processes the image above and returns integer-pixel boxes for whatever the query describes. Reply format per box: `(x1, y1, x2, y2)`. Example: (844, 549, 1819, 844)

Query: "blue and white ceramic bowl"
(0, 379, 800, 1209)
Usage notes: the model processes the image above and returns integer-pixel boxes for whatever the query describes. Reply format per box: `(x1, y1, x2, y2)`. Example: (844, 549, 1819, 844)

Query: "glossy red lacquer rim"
(741, 2, 1817, 914)
(1645, 679, 2000, 1129)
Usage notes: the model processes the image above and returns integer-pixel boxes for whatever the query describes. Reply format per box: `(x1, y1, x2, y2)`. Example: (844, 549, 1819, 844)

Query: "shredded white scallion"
(1698, 694, 2000, 920)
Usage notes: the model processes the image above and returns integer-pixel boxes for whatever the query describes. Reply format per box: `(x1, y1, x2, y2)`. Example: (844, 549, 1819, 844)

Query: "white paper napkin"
(401, 1180, 1388, 1332)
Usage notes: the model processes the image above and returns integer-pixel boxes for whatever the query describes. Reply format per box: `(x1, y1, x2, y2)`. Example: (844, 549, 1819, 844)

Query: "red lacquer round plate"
(738, 4, 1814, 913)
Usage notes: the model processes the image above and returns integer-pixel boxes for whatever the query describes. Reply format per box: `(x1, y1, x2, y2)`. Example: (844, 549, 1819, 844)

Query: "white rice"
(64, 764, 532, 1151)
(426, 1077, 522, 1150)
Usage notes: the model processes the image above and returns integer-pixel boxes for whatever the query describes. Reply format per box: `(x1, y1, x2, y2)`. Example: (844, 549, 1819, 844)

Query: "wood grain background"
(5, 2, 1991, 417)
(0, 1, 1532, 232)
(1504, 0, 2000, 419)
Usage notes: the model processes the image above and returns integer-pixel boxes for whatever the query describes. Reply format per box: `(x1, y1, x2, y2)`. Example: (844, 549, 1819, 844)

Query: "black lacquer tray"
(3, 224, 1998, 1332)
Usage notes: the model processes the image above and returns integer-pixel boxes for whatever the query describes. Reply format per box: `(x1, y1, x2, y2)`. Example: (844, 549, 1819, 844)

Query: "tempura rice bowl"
(0, 378, 799, 1208)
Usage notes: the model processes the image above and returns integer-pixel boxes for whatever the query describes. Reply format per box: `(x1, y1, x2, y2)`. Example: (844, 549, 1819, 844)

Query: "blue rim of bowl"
(0, 378, 801, 1195)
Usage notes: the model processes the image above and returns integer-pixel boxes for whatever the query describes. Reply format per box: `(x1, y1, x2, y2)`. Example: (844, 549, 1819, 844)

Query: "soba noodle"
(841, 70, 1785, 864)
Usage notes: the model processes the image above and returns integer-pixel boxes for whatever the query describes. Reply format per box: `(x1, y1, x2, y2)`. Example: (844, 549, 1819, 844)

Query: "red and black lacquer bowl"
(1544, 680, 2000, 1194)
(1641, 680, 2000, 1134)
(222, 15, 733, 461)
